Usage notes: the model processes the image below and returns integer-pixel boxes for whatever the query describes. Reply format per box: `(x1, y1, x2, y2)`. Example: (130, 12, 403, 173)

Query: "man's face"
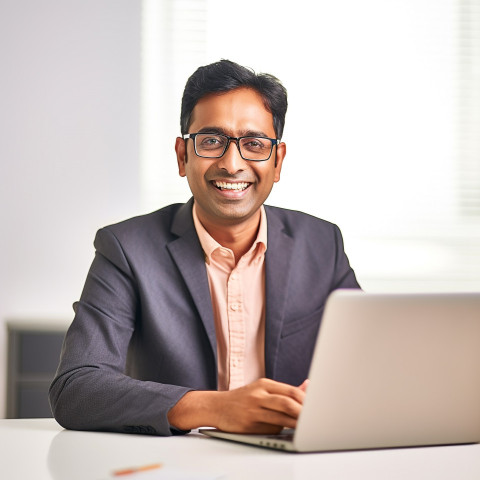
(175, 87, 286, 229)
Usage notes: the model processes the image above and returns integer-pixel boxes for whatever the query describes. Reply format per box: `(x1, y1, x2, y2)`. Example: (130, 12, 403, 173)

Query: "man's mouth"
(213, 181, 250, 191)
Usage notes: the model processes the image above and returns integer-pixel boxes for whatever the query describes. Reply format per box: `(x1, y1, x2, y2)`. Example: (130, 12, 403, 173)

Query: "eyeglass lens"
(194, 133, 273, 160)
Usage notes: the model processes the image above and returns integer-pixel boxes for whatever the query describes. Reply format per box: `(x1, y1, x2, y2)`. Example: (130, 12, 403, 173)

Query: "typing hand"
(167, 378, 307, 434)
(213, 378, 306, 434)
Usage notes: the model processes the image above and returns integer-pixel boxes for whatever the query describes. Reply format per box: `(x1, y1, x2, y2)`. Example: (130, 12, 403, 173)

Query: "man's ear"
(274, 142, 286, 183)
(175, 137, 187, 177)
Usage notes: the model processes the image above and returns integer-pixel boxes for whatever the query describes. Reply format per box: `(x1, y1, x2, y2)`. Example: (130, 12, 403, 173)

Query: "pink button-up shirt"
(192, 204, 267, 391)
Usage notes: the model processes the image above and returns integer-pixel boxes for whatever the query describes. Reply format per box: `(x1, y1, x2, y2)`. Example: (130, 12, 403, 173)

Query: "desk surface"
(1, 418, 480, 479)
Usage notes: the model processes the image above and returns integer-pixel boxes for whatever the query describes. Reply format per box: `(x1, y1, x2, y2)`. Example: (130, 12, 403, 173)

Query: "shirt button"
(230, 304, 239, 311)
(230, 272, 238, 280)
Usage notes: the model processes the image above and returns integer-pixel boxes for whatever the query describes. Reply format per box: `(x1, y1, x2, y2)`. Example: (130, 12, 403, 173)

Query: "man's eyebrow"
(197, 126, 228, 135)
(196, 127, 272, 138)
(239, 129, 271, 138)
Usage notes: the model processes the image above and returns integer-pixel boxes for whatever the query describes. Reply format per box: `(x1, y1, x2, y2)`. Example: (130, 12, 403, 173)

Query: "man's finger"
(261, 393, 303, 419)
(260, 379, 306, 404)
(298, 379, 309, 392)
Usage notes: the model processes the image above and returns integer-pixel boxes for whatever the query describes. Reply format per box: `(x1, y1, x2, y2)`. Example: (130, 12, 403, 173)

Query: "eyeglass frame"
(182, 133, 280, 162)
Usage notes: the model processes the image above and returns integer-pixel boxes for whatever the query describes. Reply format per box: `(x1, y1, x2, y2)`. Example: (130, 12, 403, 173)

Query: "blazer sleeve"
(49, 228, 192, 436)
(331, 223, 361, 291)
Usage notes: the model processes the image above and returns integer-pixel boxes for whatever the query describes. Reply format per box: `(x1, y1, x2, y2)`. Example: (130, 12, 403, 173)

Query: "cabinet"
(6, 321, 68, 418)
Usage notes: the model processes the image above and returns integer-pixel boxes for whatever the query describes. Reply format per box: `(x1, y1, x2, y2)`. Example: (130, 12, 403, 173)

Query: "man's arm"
(49, 226, 198, 436)
(331, 223, 361, 290)
(168, 378, 307, 434)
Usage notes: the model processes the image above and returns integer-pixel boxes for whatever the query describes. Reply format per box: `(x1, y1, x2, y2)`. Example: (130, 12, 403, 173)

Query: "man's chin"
(210, 204, 261, 226)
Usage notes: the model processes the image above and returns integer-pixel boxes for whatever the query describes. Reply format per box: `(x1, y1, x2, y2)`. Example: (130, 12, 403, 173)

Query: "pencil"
(113, 463, 163, 476)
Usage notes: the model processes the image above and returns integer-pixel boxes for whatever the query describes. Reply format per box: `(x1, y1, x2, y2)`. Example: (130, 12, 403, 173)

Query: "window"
(141, 0, 480, 292)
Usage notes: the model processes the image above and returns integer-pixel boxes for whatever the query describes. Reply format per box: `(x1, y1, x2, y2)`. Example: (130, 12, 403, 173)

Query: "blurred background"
(1, 0, 479, 418)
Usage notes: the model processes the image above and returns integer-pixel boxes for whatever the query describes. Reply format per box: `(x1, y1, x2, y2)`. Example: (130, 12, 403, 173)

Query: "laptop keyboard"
(266, 433, 294, 441)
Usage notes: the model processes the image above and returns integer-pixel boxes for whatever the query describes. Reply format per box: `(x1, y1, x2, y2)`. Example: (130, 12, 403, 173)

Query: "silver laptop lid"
(294, 290, 480, 451)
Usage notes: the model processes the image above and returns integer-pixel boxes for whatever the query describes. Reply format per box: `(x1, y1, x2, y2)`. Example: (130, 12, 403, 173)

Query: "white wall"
(0, 0, 142, 417)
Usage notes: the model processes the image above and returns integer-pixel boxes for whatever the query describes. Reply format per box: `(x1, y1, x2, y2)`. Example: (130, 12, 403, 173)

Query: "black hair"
(180, 59, 288, 139)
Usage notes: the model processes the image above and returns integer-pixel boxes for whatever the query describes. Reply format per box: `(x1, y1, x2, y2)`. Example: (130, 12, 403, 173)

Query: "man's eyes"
(242, 138, 267, 149)
(200, 136, 224, 146)
(197, 135, 269, 151)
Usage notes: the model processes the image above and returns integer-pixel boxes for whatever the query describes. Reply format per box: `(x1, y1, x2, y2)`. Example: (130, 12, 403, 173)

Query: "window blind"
(140, 0, 480, 293)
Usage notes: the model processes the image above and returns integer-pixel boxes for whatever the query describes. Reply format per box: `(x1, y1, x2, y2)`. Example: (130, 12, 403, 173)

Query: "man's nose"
(216, 140, 247, 174)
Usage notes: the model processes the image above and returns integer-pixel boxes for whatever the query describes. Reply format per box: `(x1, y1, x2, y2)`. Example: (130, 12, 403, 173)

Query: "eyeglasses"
(183, 133, 279, 161)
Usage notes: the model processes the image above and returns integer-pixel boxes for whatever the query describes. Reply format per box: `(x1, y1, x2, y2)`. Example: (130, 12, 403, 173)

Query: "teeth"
(214, 181, 249, 191)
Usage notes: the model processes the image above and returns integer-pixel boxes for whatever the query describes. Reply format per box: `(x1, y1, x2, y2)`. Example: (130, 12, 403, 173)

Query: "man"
(49, 60, 360, 436)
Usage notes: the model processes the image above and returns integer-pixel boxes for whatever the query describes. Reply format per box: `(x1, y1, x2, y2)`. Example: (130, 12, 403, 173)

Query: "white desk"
(1, 418, 480, 479)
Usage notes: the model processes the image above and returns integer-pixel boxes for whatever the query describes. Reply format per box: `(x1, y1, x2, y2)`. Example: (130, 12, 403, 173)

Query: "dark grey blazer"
(49, 199, 360, 436)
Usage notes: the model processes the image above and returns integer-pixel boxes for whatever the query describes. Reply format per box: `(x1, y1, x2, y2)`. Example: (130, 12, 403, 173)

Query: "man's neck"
(195, 208, 262, 264)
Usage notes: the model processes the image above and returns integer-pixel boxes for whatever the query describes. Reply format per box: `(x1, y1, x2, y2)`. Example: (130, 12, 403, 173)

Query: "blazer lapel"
(166, 199, 217, 363)
(166, 201, 294, 382)
(264, 207, 295, 379)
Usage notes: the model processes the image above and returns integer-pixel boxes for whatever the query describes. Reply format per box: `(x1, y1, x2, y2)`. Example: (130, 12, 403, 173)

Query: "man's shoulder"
(96, 202, 192, 246)
(264, 204, 337, 233)
(106, 203, 183, 231)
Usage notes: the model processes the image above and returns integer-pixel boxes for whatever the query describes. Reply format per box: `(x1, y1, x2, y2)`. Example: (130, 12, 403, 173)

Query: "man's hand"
(167, 378, 307, 434)
(214, 378, 306, 434)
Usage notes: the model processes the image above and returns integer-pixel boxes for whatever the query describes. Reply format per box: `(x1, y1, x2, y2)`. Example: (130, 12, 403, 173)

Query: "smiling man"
(49, 60, 360, 436)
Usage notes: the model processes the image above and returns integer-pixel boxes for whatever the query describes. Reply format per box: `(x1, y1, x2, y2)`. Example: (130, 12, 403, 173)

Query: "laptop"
(201, 290, 480, 452)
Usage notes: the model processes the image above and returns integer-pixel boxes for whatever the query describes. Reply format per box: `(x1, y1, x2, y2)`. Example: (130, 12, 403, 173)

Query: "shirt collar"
(192, 203, 267, 264)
